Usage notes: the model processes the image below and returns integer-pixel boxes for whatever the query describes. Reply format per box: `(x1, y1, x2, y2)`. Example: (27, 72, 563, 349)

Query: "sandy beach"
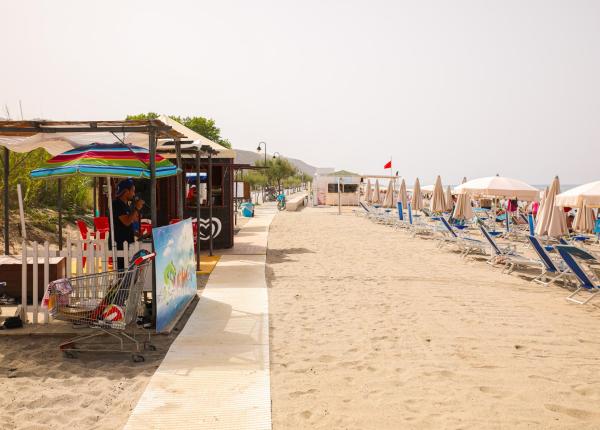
(267, 207, 600, 429)
(0, 297, 200, 430)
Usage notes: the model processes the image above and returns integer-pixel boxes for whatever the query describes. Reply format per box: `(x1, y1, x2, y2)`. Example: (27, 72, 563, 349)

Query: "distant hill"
(234, 149, 319, 176)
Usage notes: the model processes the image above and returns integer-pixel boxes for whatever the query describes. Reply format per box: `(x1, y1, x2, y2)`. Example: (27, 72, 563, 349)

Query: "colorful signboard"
(153, 218, 197, 333)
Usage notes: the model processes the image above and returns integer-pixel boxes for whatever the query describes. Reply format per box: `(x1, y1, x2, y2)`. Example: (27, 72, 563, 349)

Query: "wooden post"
(208, 150, 214, 256)
(93, 178, 97, 217)
(43, 241, 49, 324)
(57, 178, 63, 250)
(195, 149, 201, 271)
(3, 147, 9, 255)
(21, 241, 27, 322)
(149, 128, 157, 327)
(175, 139, 184, 220)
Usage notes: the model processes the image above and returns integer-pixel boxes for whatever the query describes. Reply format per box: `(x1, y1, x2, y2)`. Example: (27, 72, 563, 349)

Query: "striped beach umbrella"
(30, 142, 179, 263)
(30, 142, 178, 179)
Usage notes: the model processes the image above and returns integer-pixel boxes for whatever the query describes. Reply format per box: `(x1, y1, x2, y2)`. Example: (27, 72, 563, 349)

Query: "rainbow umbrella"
(30, 142, 179, 263)
(30, 142, 178, 179)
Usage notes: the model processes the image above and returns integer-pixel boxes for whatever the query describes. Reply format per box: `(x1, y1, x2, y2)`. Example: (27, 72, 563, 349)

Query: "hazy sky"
(1, 0, 599, 184)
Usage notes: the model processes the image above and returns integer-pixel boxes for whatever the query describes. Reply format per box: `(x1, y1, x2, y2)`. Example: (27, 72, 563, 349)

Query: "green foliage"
(253, 157, 310, 190)
(126, 112, 232, 149)
(0, 149, 92, 216)
(125, 112, 159, 120)
(243, 170, 267, 189)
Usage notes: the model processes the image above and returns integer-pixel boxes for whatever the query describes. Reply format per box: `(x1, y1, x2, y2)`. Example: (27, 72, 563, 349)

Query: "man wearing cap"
(113, 179, 144, 269)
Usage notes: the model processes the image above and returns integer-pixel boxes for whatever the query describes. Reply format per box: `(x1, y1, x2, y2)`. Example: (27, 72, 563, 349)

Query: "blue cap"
(116, 178, 134, 196)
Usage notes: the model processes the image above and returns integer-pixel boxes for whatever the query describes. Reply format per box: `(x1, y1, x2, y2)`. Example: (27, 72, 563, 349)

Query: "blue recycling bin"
(241, 202, 255, 218)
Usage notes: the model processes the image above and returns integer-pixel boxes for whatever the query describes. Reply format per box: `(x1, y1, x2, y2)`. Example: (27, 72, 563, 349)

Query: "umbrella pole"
(106, 176, 117, 265)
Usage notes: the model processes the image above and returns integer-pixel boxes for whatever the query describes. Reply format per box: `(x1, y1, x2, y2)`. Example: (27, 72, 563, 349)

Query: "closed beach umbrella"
(445, 185, 453, 211)
(372, 180, 381, 204)
(430, 175, 446, 212)
(382, 180, 394, 208)
(535, 176, 567, 237)
(365, 179, 372, 203)
(453, 190, 473, 220)
(555, 180, 600, 208)
(573, 203, 596, 233)
(397, 178, 408, 206)
(412, 178, 423, 211)
(453, 175, 539, 200)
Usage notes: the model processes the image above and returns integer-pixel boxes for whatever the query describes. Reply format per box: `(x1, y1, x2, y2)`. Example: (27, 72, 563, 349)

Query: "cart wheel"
(132, 354, 145, 363)
(64, 351, 78, 359)
(144, 342, 157, 351)
(60, 342, 75, 351)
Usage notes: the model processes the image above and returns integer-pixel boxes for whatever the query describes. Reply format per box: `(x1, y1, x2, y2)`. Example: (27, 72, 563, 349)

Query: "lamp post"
(256, 141, 267, 203)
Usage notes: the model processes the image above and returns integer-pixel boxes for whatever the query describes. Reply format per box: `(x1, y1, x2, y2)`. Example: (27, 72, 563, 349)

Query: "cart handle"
(134, 252, 156, 266)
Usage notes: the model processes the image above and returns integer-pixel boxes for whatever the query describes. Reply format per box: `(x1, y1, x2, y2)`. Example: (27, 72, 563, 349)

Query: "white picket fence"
(20, 238, 144, 324)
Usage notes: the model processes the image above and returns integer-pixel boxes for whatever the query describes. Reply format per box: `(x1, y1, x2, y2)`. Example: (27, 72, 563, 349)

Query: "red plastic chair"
(76, 220, 93, 268)
(169, 218, 181, 225)
(94, 216, 110, 240)
(140, 221, 152, 236)
(76, 220, 94, 240)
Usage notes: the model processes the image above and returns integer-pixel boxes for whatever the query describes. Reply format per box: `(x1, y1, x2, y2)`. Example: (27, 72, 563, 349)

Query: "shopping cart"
(48, 251, 156, 362)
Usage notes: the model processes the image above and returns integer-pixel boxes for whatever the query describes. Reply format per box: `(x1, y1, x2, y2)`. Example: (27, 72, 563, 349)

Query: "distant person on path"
(112, 179, 144, 270)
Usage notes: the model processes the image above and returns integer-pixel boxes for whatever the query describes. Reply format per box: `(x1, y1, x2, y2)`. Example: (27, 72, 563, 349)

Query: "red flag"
(383, 160, 392, 169)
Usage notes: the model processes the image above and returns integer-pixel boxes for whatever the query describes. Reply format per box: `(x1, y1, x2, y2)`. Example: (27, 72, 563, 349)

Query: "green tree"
(0, 148, 92, 214)
(126, 112, 232, 148)
(125, 112, 159, 120)
(243, 170, 267, 189)
(255, 157, 298, 192)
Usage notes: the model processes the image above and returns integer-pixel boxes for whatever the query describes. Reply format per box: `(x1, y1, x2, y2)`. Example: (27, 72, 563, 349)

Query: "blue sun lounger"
(478, 224, 542, 273)
(556, 245, 600, 304)
(526, 235, 572, 286)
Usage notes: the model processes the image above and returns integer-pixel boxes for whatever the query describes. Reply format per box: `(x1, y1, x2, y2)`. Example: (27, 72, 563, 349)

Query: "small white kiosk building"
(313, 170, 362, 206)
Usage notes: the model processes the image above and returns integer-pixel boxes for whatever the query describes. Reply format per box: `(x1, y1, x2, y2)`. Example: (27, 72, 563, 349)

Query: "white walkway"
(125, 205, 277, 430)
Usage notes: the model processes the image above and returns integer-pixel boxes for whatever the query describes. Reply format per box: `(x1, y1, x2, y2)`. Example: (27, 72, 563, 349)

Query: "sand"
(0, 297, 200, 430)
(267, 207, 600, 429)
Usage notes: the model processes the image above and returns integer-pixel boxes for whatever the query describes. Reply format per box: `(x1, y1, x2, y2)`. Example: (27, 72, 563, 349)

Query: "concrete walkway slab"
(125, 205, 276, 430)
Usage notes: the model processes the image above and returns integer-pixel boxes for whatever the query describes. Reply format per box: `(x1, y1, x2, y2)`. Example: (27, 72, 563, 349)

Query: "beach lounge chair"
(355, 201, 371, 217)
(409, 215, 439, 238)
(437, 217, 489, 257)
(556, 245, 600, 304)
(526, 235, 572, 286)
(478, 225, 542, 274)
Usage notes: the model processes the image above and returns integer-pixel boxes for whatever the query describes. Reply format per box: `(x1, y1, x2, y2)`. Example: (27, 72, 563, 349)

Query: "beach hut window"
(328, 183, 358, 193)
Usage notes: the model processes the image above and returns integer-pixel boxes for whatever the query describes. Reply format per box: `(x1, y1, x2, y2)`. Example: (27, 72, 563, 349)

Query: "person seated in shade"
(112, 179, 144, 270)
